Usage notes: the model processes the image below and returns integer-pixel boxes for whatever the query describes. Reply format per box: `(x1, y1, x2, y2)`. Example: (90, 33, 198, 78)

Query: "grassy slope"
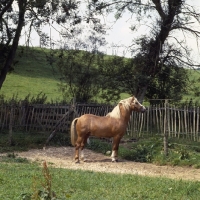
(1, 47, 200, 103)
(1, 47, 62, 102)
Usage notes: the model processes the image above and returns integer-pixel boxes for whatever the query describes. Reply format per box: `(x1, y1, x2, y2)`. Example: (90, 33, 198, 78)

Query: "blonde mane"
(106, 97, 133, 119)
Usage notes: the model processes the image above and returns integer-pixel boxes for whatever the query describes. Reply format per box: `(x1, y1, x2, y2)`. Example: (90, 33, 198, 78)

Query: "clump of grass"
(87, 136, 200, 167)
(0, 152, 29, 163)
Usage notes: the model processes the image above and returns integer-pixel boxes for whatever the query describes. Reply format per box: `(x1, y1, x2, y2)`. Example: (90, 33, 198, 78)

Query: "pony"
(70, 96, 146, 163)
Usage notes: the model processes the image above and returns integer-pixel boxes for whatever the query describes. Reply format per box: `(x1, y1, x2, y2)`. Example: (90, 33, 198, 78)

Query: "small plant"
(32, 161, 55, 199)
(22, 161, 60, 200)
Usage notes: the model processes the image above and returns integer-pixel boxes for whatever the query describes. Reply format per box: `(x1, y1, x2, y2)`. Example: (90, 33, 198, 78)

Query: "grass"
(1, 132, 200, 199)
(1, 47, 62, 102)
(0, 159, 200, 200)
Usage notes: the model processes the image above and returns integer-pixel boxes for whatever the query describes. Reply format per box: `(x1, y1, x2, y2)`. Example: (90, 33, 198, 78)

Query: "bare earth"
(11, 147, 200, 181)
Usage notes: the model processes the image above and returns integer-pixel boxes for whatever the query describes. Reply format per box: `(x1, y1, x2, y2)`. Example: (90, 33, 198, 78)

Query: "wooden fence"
(128, 105, 200, 141)
(0, 103, 200, 141)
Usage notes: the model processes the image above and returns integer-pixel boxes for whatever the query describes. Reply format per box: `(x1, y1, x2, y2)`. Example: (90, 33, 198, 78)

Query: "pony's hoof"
(111, 159, 118, 162)
(75, 159, 80, 164)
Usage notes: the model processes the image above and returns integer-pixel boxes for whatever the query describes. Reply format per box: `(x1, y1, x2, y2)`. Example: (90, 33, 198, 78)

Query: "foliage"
(99, 55, 135, 102)
(146, 65, 189, 104)
(57, 50, 104, 103)
(0, 92, 47, 106)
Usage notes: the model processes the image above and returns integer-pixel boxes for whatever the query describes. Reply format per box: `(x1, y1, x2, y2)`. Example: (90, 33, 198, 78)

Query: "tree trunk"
(135, 85, 148, 103)
(0, 0, 27, 89)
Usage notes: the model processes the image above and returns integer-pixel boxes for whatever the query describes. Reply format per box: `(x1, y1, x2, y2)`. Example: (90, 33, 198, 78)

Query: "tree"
(89, 0, 200, 101)
(57, 29, 106, 102)
(0, 0, 104, 89)
(57, 50, 103, 103)
(146, 64, 189, 104)
(99, 55, 137, 102)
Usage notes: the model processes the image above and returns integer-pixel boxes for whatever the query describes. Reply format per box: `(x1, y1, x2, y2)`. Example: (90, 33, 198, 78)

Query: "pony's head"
(129, 96, 146, 112)
(119, 96, 146, 113)
(107, 96, 146, 119)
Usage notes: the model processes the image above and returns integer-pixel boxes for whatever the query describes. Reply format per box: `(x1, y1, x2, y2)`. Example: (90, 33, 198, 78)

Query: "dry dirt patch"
(11, 146, 200, 181)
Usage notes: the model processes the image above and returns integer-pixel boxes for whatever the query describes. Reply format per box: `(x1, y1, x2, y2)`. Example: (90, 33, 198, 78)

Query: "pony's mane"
(106, 97, 133, 119)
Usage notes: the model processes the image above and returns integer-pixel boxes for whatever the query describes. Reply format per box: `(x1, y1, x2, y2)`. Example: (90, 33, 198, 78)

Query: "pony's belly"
(90, 128, 118, 138)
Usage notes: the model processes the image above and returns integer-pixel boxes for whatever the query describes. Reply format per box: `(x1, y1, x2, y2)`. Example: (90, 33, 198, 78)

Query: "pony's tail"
(70, 118, 79, 146)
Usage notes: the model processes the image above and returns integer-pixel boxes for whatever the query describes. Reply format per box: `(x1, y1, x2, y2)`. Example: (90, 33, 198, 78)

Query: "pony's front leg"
(111, 150, 118, 162)
(111, 137, 121, 162)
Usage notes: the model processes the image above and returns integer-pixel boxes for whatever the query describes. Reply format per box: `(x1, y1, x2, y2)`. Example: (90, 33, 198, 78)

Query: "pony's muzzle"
(141, 106, 146, 113)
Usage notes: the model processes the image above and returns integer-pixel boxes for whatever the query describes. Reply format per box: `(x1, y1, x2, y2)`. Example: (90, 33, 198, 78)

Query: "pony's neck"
(119, 104, 132, 124)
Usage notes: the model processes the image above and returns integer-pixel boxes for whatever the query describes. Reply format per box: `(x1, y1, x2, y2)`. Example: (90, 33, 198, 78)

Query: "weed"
(21, 161, 70, 200)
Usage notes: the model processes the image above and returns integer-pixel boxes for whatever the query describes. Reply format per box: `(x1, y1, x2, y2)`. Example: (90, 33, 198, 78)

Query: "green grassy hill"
(1, 46, 200, 103)
(1, 47, 63, 102)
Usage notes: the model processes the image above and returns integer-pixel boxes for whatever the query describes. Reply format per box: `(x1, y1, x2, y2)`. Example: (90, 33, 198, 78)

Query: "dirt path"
(13, 146, 200, 181)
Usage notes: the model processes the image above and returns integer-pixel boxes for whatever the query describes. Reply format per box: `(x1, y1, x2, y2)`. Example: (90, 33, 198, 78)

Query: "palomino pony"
(70, 96, 146, 163)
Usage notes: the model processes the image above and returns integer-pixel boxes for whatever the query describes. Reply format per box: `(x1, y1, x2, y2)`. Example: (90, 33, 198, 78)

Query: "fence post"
(163, 100, 168, 156)
(9, 104, 14, 146)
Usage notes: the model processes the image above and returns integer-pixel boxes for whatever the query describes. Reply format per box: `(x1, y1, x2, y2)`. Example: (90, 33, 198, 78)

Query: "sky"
(19, 1, 200, 60)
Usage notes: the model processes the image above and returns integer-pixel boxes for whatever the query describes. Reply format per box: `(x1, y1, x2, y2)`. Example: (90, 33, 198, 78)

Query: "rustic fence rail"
(0, 103, 200, 141)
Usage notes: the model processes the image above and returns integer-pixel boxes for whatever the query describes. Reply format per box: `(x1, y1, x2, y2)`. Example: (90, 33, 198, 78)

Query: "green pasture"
(0, 158, 200, 200)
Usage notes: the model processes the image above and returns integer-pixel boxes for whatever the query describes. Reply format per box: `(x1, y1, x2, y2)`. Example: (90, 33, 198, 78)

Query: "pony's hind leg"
(75, 135, 88, 163)
(74, 144, 80, 163)
(75, 136, 83, 163)
(80, 136, 89, 162)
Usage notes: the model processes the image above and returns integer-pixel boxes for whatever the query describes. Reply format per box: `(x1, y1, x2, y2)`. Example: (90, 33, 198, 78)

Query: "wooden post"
(163, 100, 168, 156)
(9, 104, 14, 146)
